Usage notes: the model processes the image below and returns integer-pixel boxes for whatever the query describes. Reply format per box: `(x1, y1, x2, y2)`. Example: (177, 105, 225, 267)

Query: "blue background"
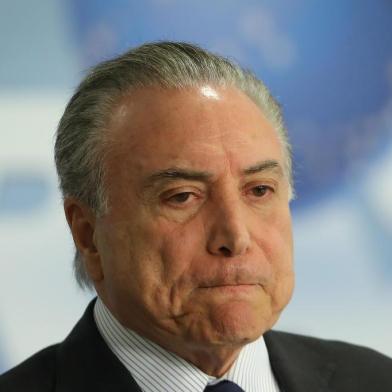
(0, 0, 391, 372)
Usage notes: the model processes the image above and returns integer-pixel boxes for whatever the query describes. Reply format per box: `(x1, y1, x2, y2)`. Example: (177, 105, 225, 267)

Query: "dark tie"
(204, 380, 245, 392)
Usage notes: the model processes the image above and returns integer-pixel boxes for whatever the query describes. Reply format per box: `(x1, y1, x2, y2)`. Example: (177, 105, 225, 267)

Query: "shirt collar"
(94, 297, 280, 392)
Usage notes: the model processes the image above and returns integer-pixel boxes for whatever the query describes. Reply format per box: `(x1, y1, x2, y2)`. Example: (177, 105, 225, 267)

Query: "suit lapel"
(55, 299, 142, 392)
(264, 330, 336, 392)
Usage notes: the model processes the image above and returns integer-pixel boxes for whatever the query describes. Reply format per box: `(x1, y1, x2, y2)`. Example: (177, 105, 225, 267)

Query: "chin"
(207, 301, 272, 346)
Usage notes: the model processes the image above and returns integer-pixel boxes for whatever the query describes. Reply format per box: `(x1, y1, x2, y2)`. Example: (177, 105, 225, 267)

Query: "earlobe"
(64, 198, 104, 282)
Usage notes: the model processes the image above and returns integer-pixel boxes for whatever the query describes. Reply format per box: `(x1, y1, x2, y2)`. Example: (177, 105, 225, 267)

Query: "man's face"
(93, 85, 294, 351)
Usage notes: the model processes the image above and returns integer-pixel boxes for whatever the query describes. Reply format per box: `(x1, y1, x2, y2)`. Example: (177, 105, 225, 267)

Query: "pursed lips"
(198, 282, 262, 292)
(192, 269, 269, 293)
(198, 275, 266, 289)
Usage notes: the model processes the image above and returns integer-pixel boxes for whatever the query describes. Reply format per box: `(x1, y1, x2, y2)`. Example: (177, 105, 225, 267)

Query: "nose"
(206, 197, 251, 257)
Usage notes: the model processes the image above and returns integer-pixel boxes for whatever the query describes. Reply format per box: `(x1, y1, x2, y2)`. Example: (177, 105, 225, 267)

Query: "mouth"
(199, 283, 261, 294)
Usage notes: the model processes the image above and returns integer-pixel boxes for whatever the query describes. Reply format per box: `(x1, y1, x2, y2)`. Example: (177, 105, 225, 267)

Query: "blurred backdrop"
(0, 0, 391, 372)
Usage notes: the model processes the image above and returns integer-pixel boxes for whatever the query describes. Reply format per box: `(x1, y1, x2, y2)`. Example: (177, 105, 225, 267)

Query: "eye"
(163, 190, 202, 208)
(168, 192, 192, 204)
(249, 185, 274, 198)
(161, 186, 204, 209)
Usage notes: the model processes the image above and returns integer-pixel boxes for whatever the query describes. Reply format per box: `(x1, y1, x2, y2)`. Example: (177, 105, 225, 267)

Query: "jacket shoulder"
(271, 330, 392, 364)
(0, 344, 58, 392)
(267, 330, 392, 389)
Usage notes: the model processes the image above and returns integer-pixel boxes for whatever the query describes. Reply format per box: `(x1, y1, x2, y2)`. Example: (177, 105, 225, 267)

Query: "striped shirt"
(94, 298, 280, 392)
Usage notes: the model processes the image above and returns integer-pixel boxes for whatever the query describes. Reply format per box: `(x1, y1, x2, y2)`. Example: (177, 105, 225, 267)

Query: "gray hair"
(54, 41, 293, 290)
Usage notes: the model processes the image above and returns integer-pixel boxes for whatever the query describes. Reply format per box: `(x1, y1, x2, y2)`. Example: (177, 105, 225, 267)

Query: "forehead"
(106, 85, 284, 177)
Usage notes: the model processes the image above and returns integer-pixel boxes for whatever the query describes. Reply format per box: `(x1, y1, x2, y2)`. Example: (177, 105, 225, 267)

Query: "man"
(1, 41, 391, 391)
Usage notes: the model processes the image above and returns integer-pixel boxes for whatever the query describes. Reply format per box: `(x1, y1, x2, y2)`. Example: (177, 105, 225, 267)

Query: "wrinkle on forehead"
(107, 85, 285, 174)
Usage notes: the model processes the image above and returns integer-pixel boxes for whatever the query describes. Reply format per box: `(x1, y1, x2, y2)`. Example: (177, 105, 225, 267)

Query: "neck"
(128, 322, 247, 376)
(98, 295, 248, 377)
(163, 341, 243, 377)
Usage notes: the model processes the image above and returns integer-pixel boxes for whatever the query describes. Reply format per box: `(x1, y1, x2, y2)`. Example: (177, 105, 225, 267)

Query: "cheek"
(159, 217, 206, 283)
(253, 209, 294, 305)
(254, 207, 292, 263)
(124, 217, 207, 315)
(98, 218, 165, 296)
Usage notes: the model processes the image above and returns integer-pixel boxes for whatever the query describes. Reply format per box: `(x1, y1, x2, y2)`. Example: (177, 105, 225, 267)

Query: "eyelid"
(243, 179, 278, 191)
(243, 181, 277, 200)
(161, 185, 204, 198)
(159, 186, 206, 209)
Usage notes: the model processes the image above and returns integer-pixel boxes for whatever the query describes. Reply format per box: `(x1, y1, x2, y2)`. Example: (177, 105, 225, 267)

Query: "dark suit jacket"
(1, 300, 391, 391)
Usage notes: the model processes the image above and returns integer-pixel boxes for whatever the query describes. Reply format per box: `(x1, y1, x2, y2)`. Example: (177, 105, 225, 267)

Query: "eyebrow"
(242, 159, 284, 176)
(143, 159, 284, 190)
(143, 167, 213, 190)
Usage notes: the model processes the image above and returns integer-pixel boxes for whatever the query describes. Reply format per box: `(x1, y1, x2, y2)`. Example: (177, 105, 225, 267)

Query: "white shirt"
(94, 298, 280, 392)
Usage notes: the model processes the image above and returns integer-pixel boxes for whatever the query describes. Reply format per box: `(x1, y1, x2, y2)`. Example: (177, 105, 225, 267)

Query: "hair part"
(54, 41, 293, 290)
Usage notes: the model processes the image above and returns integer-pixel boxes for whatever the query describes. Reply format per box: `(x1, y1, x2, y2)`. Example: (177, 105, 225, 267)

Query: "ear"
(64, 198, 104, 283)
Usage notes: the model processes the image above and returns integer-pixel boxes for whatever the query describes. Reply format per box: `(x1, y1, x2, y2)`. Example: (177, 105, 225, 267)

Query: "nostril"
(219, 246, 232, 257)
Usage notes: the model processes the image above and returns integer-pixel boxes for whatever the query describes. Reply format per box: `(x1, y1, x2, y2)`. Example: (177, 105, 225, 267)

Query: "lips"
(199, 282, 261, 289)
(194, 264, 270, 291)
(198, 274, 267, 288)
(198, 283, 262, 297)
